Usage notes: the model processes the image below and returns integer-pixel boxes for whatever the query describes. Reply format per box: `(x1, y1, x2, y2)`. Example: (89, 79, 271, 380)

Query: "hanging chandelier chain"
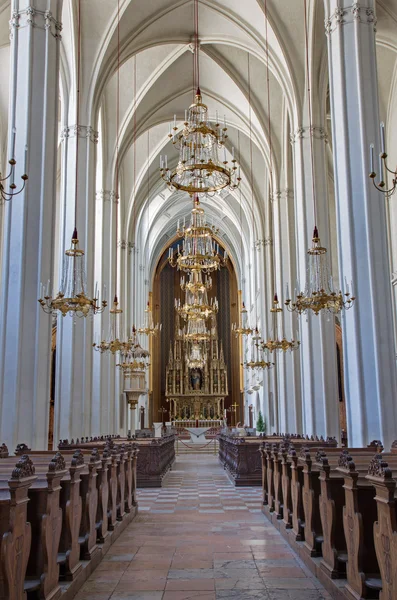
(304, 0, 317, 229)
(74, 0, 82, 233)
(114, 0, 121, 301)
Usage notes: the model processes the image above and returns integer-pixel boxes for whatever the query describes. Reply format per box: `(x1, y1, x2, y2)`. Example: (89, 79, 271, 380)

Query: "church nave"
(75, 456, 330, 600)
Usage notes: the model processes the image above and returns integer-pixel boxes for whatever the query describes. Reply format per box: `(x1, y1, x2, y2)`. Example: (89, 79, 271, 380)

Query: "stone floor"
(74, 455, 331, 600)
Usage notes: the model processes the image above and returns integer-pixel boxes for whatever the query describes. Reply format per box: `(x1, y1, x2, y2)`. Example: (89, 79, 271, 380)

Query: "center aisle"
(74, 455, 331, 600)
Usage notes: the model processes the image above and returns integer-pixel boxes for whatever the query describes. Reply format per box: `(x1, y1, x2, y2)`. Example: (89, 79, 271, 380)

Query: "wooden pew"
(366, 453, 397, 600)
(3, 450, 84, 582)
(0, 455, 36, 600)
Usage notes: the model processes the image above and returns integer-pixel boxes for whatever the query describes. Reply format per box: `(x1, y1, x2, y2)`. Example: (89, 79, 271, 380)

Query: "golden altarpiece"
(166, 315, 228, 422)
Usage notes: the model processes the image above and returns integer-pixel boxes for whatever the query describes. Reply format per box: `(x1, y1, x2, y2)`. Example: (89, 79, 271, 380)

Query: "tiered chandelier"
(38, 0, 106, 318)
(176, 271, 218, 321)
(169, 194, 227, 273)
(159, 89, 240, 195)
(284, 0, 356, 316)
(159, 0, 240, 196)
(369, 122, 396, 198)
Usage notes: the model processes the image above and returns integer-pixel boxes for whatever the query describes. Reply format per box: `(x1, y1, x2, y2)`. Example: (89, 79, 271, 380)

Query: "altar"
(165, 315, 228, 421)
(172, 419, 223, 429)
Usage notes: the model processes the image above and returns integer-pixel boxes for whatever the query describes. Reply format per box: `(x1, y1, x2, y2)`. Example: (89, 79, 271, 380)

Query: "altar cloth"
(184, 427, 211, 444)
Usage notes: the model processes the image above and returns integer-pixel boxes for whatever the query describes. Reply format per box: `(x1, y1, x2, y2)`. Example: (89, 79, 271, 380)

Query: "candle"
(185, 109, 187, 122)
(286, 282, 290, 299)
(370, 144, 374, 174)
(379, 152, 385, 183)
(344, 276, 350, 295)
(160, 155, 163, 169)
(380, 122, 386, 154)
(232, 146, 235, 159)
(165, 155, 168, 169)
(224, 147, 227, 163)
(46, 279, 50, 296)
(174, 114, 176, 129)
(11, 127, 16, 159)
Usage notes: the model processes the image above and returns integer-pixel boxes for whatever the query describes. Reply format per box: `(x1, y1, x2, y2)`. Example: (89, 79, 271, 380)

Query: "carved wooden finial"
(11, 455, 35, 479)
(48, 452, 66, 472)
(367, 454, 393, 479)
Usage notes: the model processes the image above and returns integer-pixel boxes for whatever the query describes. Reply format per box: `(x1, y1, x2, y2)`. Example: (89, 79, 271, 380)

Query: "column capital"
(96, 190, 116, 203)
(325, 3, 377, 36)
(10, 6, 62, 39)
(255, 238, 273, 250)
(290, 126, 328, 145)
(61, 125, 99, 144)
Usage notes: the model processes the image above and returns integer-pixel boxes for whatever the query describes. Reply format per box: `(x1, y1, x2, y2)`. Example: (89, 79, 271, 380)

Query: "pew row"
(0, 445, 138, 600)
(58, 435, 175, 488)
(260, 439, 397, 600)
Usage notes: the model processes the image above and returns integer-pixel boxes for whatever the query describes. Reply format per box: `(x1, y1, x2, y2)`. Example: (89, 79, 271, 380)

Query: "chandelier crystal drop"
(184, 316, 211, 342)
(160, 89, 241, 195)
(284, 227, 355, 315)
(263, 294, 300, 353)
(232, 302, 254, 337)
(169, 194, 227, 273)
(38, 229, 107, 317)
(138, 301, 162, 337)
(369, 122, 396, 198)
(92, 295, 132, 354)
(244, 328, 274, 371)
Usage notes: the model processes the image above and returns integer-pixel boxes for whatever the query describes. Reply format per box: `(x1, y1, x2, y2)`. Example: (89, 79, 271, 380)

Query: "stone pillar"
(273, 189, 302, 435)
(325, 0, 397, 448)
(54, 124, 98, 443)
(0, 0, 62, 450)
(291, 124, 339, 440)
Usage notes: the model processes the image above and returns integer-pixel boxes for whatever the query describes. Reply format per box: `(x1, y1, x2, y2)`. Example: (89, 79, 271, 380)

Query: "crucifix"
(158, 406, 167, 427)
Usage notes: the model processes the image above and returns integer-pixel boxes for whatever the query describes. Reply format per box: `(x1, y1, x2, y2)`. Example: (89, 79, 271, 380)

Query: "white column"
(325, 0, 397, 448)
(0, 1, 62, 450)
(291, 124, 340, 439)
(273, 189, 302, 434)
(54, 124, 98, 442)
(92, 190, 115, 436)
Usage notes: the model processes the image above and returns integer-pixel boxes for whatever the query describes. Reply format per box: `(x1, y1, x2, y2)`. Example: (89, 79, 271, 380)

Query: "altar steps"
(175, 439, 219, 455)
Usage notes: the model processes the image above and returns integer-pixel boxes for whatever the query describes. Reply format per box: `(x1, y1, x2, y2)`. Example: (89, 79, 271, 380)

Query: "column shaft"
(0, 0, 62, 450)
(326, 0, 397, 447)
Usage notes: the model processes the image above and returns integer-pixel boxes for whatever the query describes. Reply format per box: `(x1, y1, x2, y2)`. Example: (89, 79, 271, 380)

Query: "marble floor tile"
(74, 456, 330, 600)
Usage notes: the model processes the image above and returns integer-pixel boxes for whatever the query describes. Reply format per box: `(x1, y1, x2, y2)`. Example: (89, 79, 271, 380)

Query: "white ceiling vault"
(1, 0, 396, 290)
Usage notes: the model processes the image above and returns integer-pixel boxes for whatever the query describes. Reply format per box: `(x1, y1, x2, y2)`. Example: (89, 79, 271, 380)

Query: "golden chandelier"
(264, 295, 300, 353)
(39, 229, 107, 317)
(285, 227, 355, 315)
(232, 302, 254, 338)
(93, 296, 132, 354)
(138, 301, 162, 337)
(169, 195, 227, 273)
(176, 271, 218, 321)
(117, 327, 150, 374)
(244, 328, 274, 371)
(160, 90, 240, 195)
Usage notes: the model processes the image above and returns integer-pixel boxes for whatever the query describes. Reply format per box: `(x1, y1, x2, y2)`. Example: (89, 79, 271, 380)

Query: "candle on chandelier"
(11, 127, 16, 159)
(370, 144, 374, 174)
(379, 152, 385, 184)
(380, 122, 386, 154)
